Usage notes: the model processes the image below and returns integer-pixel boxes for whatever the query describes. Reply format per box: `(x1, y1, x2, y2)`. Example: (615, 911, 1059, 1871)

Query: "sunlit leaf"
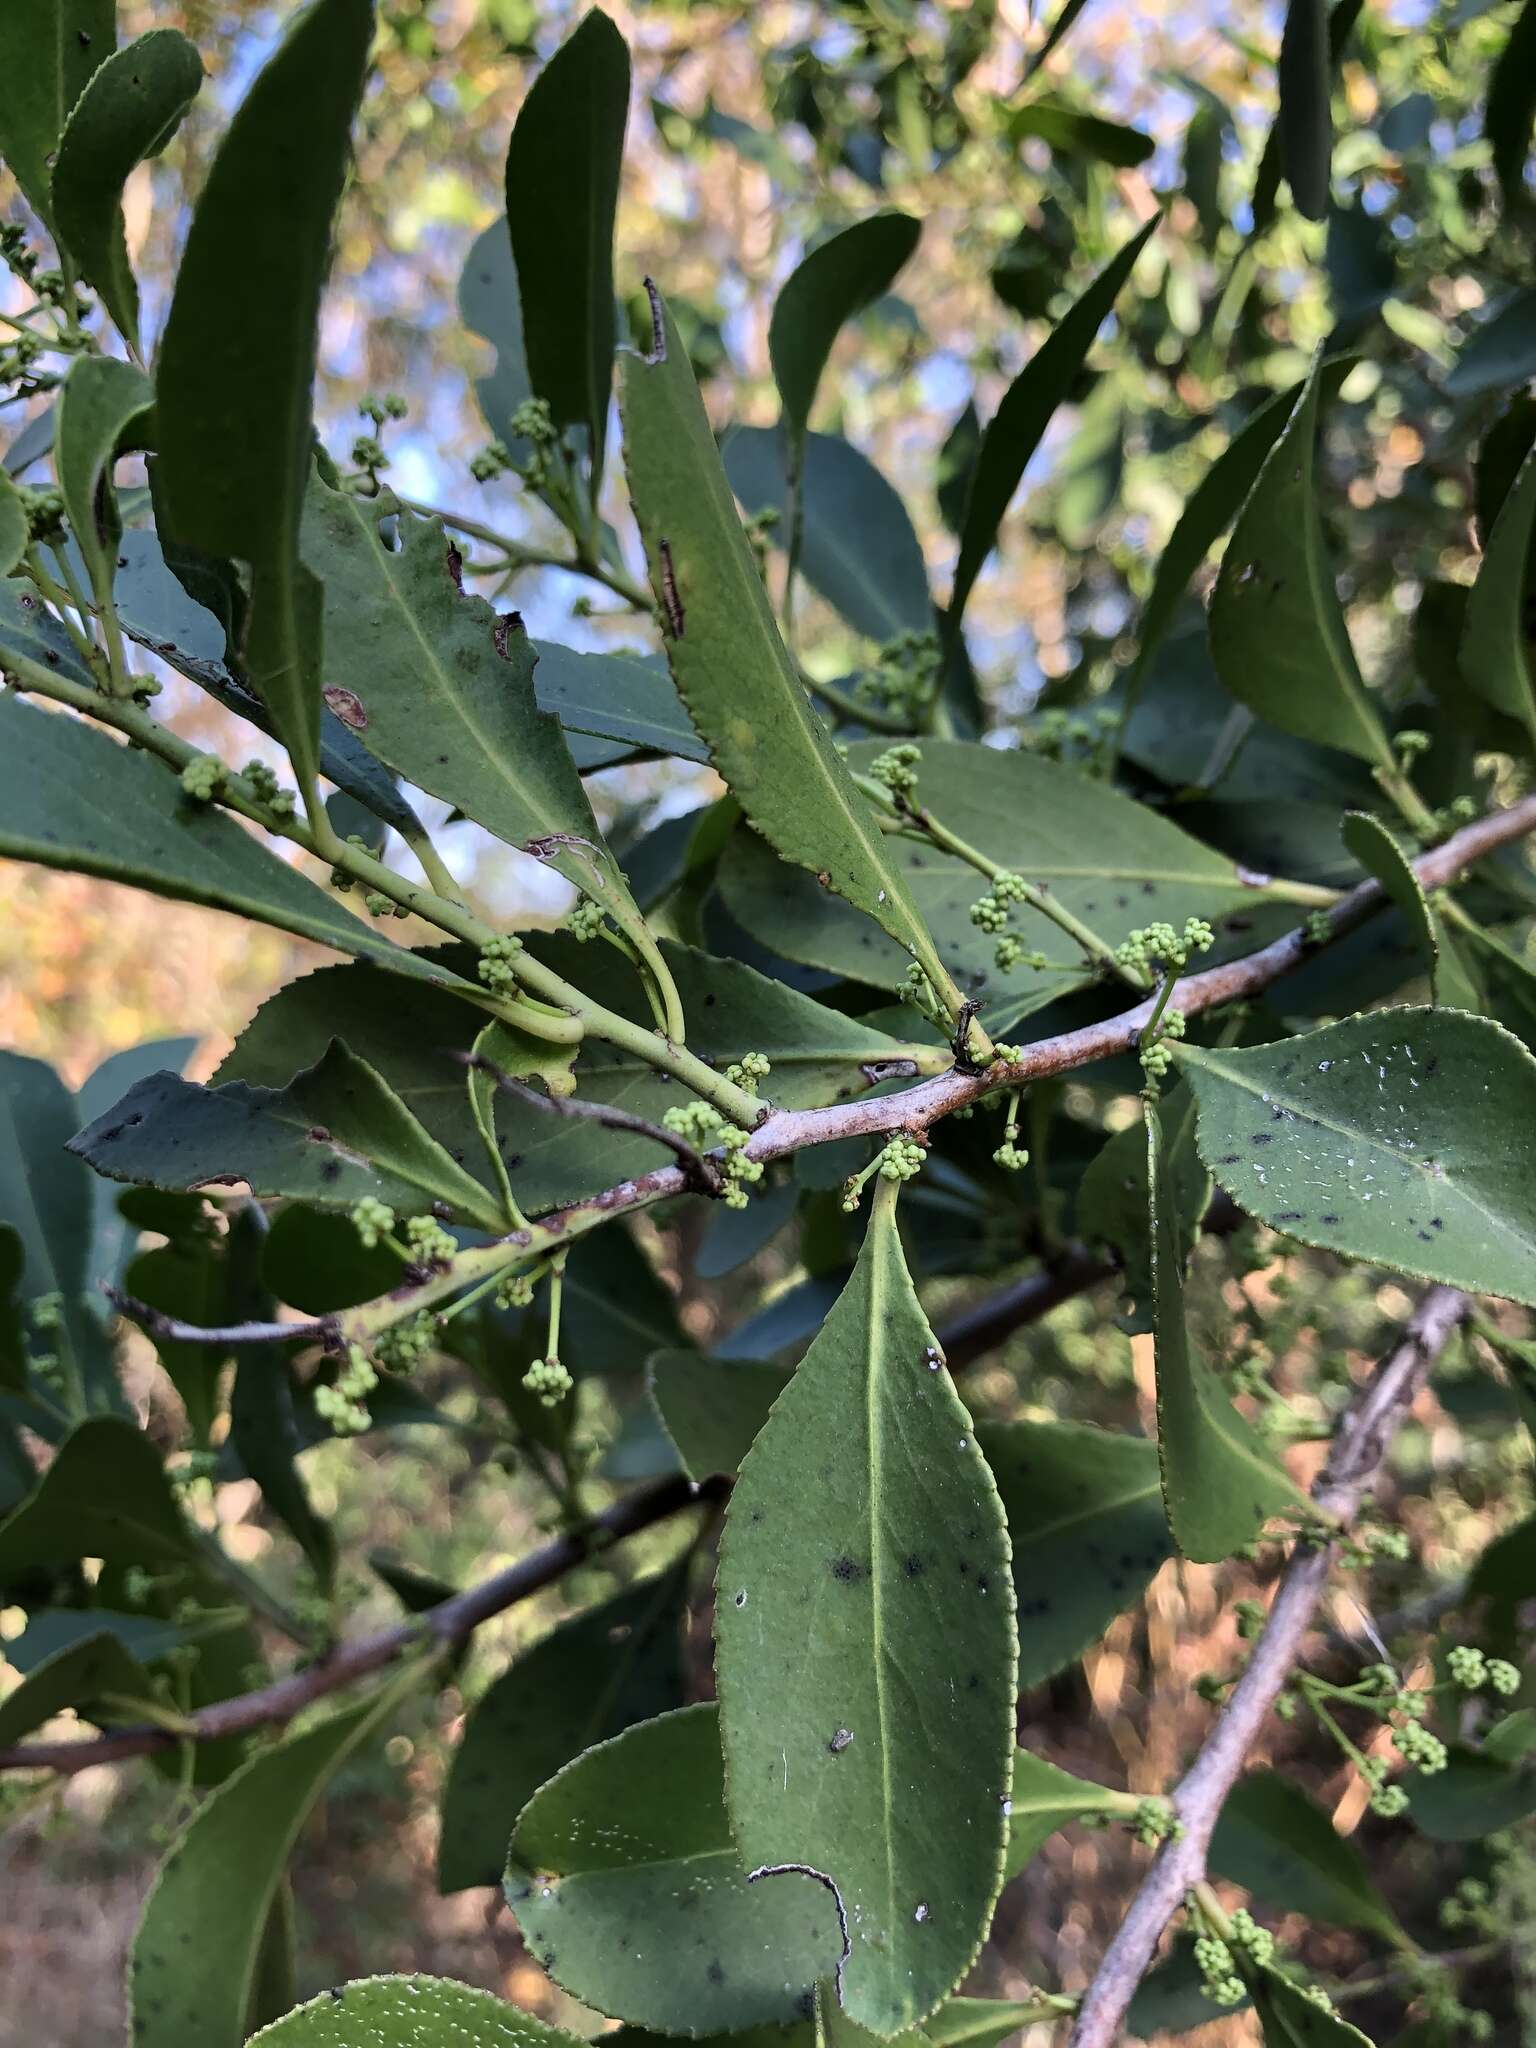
(1003, 1750, 1130, 1879)
(252, 1977, 588, 2048)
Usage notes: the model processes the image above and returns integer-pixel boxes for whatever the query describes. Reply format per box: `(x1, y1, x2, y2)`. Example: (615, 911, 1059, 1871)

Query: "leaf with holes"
(714, 1184, 1017, 2031)
(1175, 1009, 1536, 1306)
(505, 1703, 844, 2032)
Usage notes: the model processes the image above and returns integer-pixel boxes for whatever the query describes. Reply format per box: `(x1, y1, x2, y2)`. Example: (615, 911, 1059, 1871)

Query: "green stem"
(25, 547, 104, 674)
(1373, 758, 1440, 840)
(811, 673, 919, 734)
(399, 497, 653, 611)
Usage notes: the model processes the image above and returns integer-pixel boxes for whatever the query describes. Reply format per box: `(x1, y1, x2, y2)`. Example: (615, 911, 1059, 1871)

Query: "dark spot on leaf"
(830, 1555, 864, 1583)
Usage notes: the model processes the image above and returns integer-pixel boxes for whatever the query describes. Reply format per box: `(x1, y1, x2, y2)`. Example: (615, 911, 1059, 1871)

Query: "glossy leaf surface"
(252, 1978, 588, 2048)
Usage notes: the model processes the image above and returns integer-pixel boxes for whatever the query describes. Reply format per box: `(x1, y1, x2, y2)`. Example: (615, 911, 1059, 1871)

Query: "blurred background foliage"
(4, 0, 1536, 2041)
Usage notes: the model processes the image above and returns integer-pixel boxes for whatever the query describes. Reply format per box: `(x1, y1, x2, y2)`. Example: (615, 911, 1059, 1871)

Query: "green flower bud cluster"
(30, 1290, 63, 1332)
(19, 483, 64, 538)
(1359, 1752, 1409, 1817)
(362, 393, 408, 427)
(1140, 1010, 1187, 1081)
(1392, 1718, 1448, 1773)
(509, 397, 559, 449)
(316, 1344, 378, 1435)
(993, 1140, 1030, 1172)
(994, 934, 1049, 973)
(179, 753, 225, 803)
(478, 932, 526, 991)
(725, 1051, 772, 1094)
(328, 833, 373, 891)
(1129, 1798, 1180, 1848)
(568, 896, 606, 942)
(868, 743, 922, 799)
(1193, 1935, 1245, 2008)
(470, 439, 512, 483)
(1116, 917, 1215, 979)
(1394, 729, 1431, 762)
(365, 890, 407, 919)
(375, 1309, 435, 1374)
(404, 1214, 457, 1266)
(239, 759, 296, 819)
(495, 1270, 537, 1311)
(899, 961, 950, 1031)
(841, 1134, 926, 1212)
(662, 1102, 762, 1207)
(856, 629, 941, 722)
(1026, 706, 1119, 768)
(1304, 908, 1332, 946)
(1439, 1877, 1498, 1936)
(1226, 1908, 1274, 1969)
(1234, 1598, 1267, 1642)
(523, 1354, 573, 1408)
(351, 433, 388, 476)
(350, 1198, 395, 1249)
(742, 505, 779, 581)
(1448, 1645, 1521, 1695)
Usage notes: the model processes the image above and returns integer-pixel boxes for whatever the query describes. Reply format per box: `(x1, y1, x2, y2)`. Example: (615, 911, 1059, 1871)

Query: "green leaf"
(1447, 288, 1536, 398)
(922, 1999, 1050, 2048)
(0, 0, 115, 228)
(260, 1204, 399, 1315)
(976, 1419, 1172, 1687)
(506, 8, 629, 490)
(1175, 1009, 1536, 1307)
(715, 1187, 1017, 2031)
(1338, 812, 1482, 1012)
(1278, 0, 1332, 221)
(533, 641, 706, 762)
(1079, 1083, 1208, 1332)
(1486, 0, 1536, 216)
(54, 353, 154, 607)
(1407, 1743, 1536, 1839)
(1025, 0, 1095, 73)
(131, 1680, 409, 2048)
(1007, 96, 1153, 169)
(71, 1041, 509, 1231)
(1003, 1750, 1130, 1879)
(718, 738, 1285, 1031)
(51, 28, 204, 346)
(1209, 1772, 1405, 1940)
(723, 427, 933, 642)
(647, 1350, 788, 1480)
(1135, 366, 1354, 680)
(155, 0, 374, 804)
(439, 1564, 688, 1892)
(300, 482, 634, 911)
(1149, 1100, 1308, 1563)
(948, 219, 1156, 633)
(1251, 0, 1362, 233)
(80, 1037, 199, 1303)
(252, 1977, 588, 2048)
(1461, 441, 1536, 752)
(0, 1416, 195, 1576)
(0, 1624, 155, 1745)
(0, 467, 28, 577)
(458, 219, 534, 454)
(769, 213, 920, 441)
(0, 694, 467, 986)
(1208, 355, 1392, 769)
(1248, 1968, 1373, 2047)
(505, 1702, 844, 2031)
(619, 285, 956, 1008)
(0, 1225, 25, 1392)
(124, 1238, 227, 1446)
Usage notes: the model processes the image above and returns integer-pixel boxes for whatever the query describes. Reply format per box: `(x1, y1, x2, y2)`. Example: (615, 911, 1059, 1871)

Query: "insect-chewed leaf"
(70, 1040, 509, 1232)
(1209, 1772, 1405, 1941)
(719, 739, 1285, 1032)
(156, 0, 374, 802)
(0, 0, 115, 227)
(976, 1419, 1172, 1686)
(769, 212, 920, 442)
(948, 217, 1156, 632)
(1208, 354, 1392, 769)
(1174, 1008, 1536, 1306)
(439, 1564, 689, 1893)
(1148, 1102, 1309, 1563)
(1002, 1750, 1130, 1879)
(505, 1702, 844, 2032)
(251, 1977, 590, 2048)
(131, 1681, 410, 2048)
(723, 427, 933, 643)
(1461, 441, 1536, 754)
(714, 1184, 1017, 2032)
(54, 354, 153, 604)
(505, 8, 629, 491)
(50, 27, 204, 346)
(619, 285, 956, 1009)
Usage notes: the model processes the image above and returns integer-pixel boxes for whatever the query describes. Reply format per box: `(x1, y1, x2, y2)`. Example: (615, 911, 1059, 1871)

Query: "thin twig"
(105, 1288, 333, 1350)
(459, 1051, 724, 1196)
(1068, 1285, 1473, 2048)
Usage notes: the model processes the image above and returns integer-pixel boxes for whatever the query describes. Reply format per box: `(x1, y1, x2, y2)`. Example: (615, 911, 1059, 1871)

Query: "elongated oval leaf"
(71, 1041, 508, 1231)
(1447, 286, 1536, 398)
(506, 8, 628, 490)
(532, 641, 705, 762)
(132, 1683, 407, 2048)
(0, 694, 467, 988)
(51, 28, 204, 347)
(1208, 355, 1391, 768)
(1461, 442, 1536, 752)
(253, 1977, 588, 2048)
(156, 0, 374, 801)
(1278, 0, 1331, 220)
(770, 213, 920, 441)
(1210, 1772, 1404, 1941)
(506, 1702, 844, 2032)
(948, 218, 1156, 632)
(1339, 811, 1481, 1010)
(923, 2001, 1052, 2048)
(0, 466, 28, 577)
(0, 0, 115, 227)
(0, 1624, 153, 1744)
(715, 1186, 1017, 2031)
(1248, 1966, 1373, 2047)
(54, 353, 153, 604)
(1149, 1101, 1309, 1563)
(439, 1565, 688, 1892)
(1175, 1008, 1536, 1305)
(1487, 0, 1536, 217)
(1003, 1750, 1130, 1879)
(0, 1415, 194, 1576)
(619, 287, 954, 1004)
(723, 427, 933, 642)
